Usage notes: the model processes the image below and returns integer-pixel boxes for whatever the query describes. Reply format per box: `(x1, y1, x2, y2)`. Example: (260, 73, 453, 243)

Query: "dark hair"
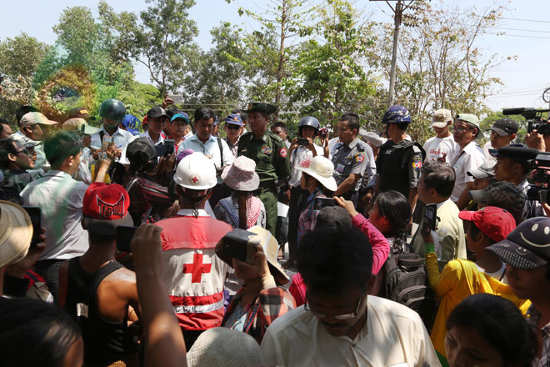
(421, 161, 456, 198)
(0, 117, 9, 126)
(302, 173, 335, 197)
(194, 107, 215, 123)
(44, 131, 82, 169)
(0, 297, 82, 367)
(0, 138, 18, 169)
(298, 227, 373, 294)
(374, 190, 411, 237)
(446, 294, 536, 367)
(340, 113, 360, 133)
(85, 221, 117, 244)
(15, 105, 38, 124)
(271, 121, 287, 133)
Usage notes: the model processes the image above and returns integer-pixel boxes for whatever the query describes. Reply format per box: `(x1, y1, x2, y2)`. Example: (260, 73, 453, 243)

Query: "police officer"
(376, 105, 424, 210)
(238, 103, 290, 235)
(332, 113, 375, 202)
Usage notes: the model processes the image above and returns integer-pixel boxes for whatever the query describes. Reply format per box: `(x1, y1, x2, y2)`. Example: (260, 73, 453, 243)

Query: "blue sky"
(1, 0, 549, 111)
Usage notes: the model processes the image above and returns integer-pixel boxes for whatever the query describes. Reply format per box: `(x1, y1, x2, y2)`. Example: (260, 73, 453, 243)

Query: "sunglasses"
(304, 291, 366, 320)
(226, 125, 241, 130)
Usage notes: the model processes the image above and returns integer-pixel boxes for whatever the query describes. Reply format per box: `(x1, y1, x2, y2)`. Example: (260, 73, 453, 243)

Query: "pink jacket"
(289, 214, 390, 306)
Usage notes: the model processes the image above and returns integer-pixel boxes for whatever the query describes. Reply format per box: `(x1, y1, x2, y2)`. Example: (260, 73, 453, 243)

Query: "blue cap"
(121, 114, 141, 135)
(224, 113, 244, 127)
(171, 112, 190, 124)
(382, 105, 411, 124)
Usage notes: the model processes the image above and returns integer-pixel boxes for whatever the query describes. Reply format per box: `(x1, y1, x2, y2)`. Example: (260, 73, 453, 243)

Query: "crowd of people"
(0, 97, 549, 367)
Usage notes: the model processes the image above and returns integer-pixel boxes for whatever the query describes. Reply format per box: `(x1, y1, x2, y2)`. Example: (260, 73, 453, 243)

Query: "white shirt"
(182, 134, 234, 171)
(423, 135, 459, 163)
(141, 130, 165, 146)
(261, 296, 441, 367)
(451, 141, 486, 202)
(482, 141, 497, 166)
(289, 144, 324, 187)
(90, 126, 134, 151)
(328, 137, 340, 156)
(20, 170, 89, 260)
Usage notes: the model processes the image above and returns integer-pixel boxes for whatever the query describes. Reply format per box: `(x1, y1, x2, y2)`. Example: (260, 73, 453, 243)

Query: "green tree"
(0, 33, 49, 121)
(376, 0, 505, 142)
(287, 0, 381, 125)
(99, 0, 199, 96)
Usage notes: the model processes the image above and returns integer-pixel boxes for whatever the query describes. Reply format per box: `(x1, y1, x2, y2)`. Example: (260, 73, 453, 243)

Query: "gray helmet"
(298, 116, 320, 131)
(99, 99, 126, 122)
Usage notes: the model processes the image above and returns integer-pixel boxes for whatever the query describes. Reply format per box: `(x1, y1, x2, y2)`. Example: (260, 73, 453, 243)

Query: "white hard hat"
(174, 152, 217, 190)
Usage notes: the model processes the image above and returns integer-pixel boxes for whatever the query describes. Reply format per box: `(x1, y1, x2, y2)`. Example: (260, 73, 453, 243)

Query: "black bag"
(384, 243, 436, 330)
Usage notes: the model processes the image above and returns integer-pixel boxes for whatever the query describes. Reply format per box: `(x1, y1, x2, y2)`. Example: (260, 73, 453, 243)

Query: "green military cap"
(455, 113, 480, 129)
(244, 102, 277, 115)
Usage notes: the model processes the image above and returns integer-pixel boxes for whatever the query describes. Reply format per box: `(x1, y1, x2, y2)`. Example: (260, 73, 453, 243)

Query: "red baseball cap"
(82, 183, 133, 232)
(459, 206, 516, 242)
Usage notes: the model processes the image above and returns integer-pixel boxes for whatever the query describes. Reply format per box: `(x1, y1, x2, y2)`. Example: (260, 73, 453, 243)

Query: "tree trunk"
(275, 0, 289, 120)
(388, 0, 403, 106)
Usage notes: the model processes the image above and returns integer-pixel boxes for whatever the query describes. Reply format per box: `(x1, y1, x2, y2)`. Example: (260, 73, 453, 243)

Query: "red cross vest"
(155, 213, 232, 331)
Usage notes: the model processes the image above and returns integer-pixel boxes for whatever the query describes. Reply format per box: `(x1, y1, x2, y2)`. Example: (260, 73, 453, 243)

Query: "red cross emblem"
(182, 253, 212, 283)
(191, 176, 199, 184)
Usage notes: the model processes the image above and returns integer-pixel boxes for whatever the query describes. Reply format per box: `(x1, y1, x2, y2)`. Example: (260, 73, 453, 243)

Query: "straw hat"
(298, 155, 337, 192)
(187, 327, 264, 367)
(221, 156, 260, 192)
(0, 201, 33, 268)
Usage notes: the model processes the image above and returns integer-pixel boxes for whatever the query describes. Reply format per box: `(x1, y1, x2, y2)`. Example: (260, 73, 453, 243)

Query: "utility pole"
(371, 0, 418, 105)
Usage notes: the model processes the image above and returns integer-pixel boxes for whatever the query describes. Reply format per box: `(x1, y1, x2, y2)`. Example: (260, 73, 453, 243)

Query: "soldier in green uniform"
(238, 103, 290, 235)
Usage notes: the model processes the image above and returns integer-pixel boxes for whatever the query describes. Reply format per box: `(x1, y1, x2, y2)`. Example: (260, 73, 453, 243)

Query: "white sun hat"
(221, 156, 260, 192)
(187, 327, 264, 367)
(0, 201, 33, 268)
(298, 155, 338, 192)
(173, 152, 217, 190)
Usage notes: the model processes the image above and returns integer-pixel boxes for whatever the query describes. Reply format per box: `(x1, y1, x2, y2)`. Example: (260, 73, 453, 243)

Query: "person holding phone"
(219, 227, 295, 344)
(295, 155, 337, 244)
(56, 183, 140, 367)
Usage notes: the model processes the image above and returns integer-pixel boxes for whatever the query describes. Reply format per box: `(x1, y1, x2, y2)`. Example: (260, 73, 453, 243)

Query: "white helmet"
(174, 152, 217, 190)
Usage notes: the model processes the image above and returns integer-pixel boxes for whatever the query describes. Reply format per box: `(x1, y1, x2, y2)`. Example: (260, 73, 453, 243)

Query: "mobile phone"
(423, 205, 438, 231)
(116, 226, 138, 252)
(215, 228, 259, 265)
(297, 138, 309, 146)
(313, 197, 337, 210)
(24, 207, 41, 247)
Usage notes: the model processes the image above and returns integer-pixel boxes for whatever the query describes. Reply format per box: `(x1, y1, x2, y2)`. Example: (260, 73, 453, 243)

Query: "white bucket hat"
(173, 152, 217, 190)
(221, 156, 260, 192)
(298, 155, 338, 192)
(0, 201, 33, 268)
(187, 327, 264, 367)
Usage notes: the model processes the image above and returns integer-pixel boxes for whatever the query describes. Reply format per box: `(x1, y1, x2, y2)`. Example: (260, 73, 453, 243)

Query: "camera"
(503, 107, 550, 133)
(297, 138, 309, 146)
(319, 127, 328, 139)
(155, 139, 175, 157)
(527, 152, 550, 203)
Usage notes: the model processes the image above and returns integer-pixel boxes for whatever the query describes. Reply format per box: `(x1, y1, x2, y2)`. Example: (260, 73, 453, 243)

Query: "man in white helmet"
(154, 152, 232, 351)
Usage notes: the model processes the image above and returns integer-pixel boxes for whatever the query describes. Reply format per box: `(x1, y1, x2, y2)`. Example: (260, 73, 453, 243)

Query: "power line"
(501, 17, 550, 24)
(495, 27, 550, 34)
(486, 32, 550, 40)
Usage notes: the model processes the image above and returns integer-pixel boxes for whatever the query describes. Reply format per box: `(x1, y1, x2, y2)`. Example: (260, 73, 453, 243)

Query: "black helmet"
(298, 116, 320, 132)
(99, 99, 126, 122)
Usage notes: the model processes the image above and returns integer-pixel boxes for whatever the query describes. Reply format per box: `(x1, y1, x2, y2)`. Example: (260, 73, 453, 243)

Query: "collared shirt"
(332, 138, 374, 192)
(423, 135, 459, 163)
(451, 141, 485, 202)
(20, 170, 89, 260)
(526, 305, 550, 367)
(225, 136, 241, 158)
(289, 144, 323, 187)
(90, 126, 134, 151)
(12, 131, 48, 170)
(141, 130, 165, 146)
(261, 296, 441, 367)
(182, 134, 234, 171)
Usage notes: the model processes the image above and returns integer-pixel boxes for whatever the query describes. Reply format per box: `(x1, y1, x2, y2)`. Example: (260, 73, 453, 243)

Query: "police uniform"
(376, 139, 424, 199)
(238, 130, 290, 234)
(331, 138, 371, 200)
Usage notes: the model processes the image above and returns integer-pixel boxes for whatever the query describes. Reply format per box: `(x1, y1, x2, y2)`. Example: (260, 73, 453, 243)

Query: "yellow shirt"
(427, 254, 531, 357)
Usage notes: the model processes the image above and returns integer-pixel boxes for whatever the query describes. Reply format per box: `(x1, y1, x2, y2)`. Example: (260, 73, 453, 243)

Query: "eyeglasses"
(14, 148, 33, 156)
(452, 125, 473, 133)
(226, 125, 241, 130)
(304, 292, 366, 320)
